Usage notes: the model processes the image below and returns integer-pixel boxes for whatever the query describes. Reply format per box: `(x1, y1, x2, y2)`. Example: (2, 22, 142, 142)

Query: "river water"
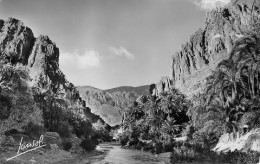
(88, 143, 170, 164)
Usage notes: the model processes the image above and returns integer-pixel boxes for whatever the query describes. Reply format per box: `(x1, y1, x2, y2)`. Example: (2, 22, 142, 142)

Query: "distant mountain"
(77, 85, 150, 126)
(105, 86, 149, 95)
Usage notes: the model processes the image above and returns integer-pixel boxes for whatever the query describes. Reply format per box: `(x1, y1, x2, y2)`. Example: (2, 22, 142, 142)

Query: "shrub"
(23, 121, 45, 138)
(171, 142, 260, 163)
(72, 120, 92, 138)
(62, 139, 73, 151)
(57, 122, 71, 138)
(162, 142, 175, 152)
(118, 133, 129, 146)
(240, 111, 260, 129)
(0, 96, 11, 120)
(80, 138, 98, 151)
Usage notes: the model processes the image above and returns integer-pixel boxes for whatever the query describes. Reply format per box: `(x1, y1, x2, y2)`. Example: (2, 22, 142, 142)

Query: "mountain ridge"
(77, 85, 150, 126)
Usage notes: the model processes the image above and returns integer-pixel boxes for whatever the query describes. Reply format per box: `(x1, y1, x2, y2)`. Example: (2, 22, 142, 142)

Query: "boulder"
(43, 132, 61, 147)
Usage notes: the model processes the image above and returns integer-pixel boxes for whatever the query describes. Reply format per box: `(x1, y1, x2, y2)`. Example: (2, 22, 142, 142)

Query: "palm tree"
(161, 117, 180, 139)
(204, 34, 260, 134)
(144, 95, 160, 117)
(206, 59, 241, 108)
(158, 89, 190, 125)
(232, 35, 260, 98)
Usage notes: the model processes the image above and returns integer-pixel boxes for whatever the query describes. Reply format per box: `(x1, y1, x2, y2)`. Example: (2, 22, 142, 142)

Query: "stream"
(83, 143, 170, 164)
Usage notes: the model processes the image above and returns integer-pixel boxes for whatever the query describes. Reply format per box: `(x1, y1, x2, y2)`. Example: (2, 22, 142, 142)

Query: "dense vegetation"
(120, 88, 190, 153)
(119, 34, 260, 163)
(0, 61, 41, 134)
(0, 58, 111, 152)
(188, 34, 260, 146)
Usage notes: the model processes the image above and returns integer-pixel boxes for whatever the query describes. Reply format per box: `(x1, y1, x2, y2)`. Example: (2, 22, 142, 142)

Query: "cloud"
(60, 50, 101, 69)
(193, 0, 231, 10)
(109, 47, 135, 59)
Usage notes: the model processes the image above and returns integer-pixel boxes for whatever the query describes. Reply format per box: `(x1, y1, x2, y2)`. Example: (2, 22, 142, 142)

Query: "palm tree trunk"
(248, 72, 253, 98)
(256, 71, 259, 95)
(250, 73, 255, 96)
(231, 84, 237, 105)
(251, 0, 256, 21)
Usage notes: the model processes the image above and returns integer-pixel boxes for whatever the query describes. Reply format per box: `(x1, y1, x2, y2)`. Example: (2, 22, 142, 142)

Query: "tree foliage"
(188, 34, 260, 148)
(0, 62, 42, 134)
(120, 88, 190, 151)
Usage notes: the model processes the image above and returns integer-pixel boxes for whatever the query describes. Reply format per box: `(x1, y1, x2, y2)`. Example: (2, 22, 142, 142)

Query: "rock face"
(0, 18, 90, 121)
(171, 0, 260, 97)
(152, 76, 173, 96)
(0, 18, 34, 64)
(77, 85, 149, 126)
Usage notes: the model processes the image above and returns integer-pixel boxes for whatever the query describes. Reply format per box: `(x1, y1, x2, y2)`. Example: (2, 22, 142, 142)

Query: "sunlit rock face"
(172, 0, 260, 97)
(152, 76, 173, 96)
(0, 18, 34, 64)
(0, 18, 90, 120)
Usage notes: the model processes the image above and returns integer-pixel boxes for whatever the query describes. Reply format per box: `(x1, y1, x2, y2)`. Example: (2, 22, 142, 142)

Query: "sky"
(0, 0, 231, 89)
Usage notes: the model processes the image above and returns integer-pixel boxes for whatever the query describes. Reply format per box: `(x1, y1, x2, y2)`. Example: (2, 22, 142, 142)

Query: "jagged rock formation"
(0, 18, 34, 64)
(0, 18, 91, 121)
(152, 76, 173, 96)
(77, 85, 149, 126)
(171, 0, 260, 97)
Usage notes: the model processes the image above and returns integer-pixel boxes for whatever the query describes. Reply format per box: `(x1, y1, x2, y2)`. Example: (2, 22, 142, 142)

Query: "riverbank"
(0, 141, 172, 164)
(0, 144, 106, 164)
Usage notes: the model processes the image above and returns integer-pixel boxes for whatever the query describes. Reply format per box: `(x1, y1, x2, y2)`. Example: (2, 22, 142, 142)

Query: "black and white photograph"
(1, 0, 260, 163)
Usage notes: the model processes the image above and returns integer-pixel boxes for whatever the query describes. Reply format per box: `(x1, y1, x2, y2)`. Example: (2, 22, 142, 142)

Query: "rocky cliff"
(171, 0, 260, 97)
(152, 76, 173, 96)
(0, 18, 92, 121)
(77, 85, 149, 126)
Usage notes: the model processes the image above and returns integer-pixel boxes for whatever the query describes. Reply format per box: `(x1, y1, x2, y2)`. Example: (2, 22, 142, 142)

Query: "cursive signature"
(6, 135, 46, 161)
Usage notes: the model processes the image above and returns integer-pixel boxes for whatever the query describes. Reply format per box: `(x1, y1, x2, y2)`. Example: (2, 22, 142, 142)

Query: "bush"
(118, 133, 129, 146)
(162, 142, 175, 152)
(80, 138, 98, 151)
(171, 142, 260, 163)
(62, 139, 73, 151)
(57, 122, 71, 138)
(23, 121, 45, 138)
(225, 150, 260, 164)
(72, 120, 92, 138)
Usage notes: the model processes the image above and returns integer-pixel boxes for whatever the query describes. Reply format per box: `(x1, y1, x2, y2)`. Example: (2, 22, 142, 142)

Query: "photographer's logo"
(6, 135, 46, 161)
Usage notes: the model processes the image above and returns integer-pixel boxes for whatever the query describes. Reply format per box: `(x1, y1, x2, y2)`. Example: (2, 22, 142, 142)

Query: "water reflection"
(91, 143, 166, 164)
